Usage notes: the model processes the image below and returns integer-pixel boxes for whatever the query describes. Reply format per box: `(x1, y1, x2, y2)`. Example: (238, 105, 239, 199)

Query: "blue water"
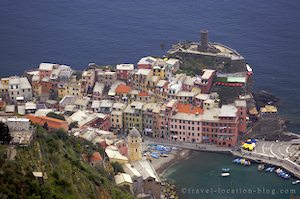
(1, 1, 300, 198)
(1, 1, 300, 132)
(164, 152, 300, 199)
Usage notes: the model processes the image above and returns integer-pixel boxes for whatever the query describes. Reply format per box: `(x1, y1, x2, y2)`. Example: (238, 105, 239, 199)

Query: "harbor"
(143, 137, 300, 181)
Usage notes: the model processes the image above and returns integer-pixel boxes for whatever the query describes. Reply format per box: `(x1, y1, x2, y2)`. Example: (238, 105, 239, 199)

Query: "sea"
(0, 1, 300, 198)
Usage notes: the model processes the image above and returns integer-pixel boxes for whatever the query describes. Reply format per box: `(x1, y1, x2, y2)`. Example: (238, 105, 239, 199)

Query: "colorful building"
(116, 64, 134, 80)
(137, 56, 157, 69)
(123, 102, 144, 133)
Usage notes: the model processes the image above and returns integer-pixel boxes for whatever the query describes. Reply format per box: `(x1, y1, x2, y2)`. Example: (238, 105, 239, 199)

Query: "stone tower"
(198, 29, 209, 52)
(127, 127, 142, 162)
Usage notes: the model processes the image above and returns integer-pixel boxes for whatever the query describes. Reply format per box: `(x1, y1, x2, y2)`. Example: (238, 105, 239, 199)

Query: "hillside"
(0, 126, 135, 199)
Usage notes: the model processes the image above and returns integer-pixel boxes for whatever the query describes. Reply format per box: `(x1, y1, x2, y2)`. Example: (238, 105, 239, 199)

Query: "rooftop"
(114, 173, 133, 185)
(115, 84, 131, 94)
(219, 105, 237, 117)
(202, 69, 215, 80)
(93, 82, 105, 93)
(105, 146, 128, 161)
(135, 69, 152, 76)
(137, 56, 157, 66)
(261, 105, 278, 113)
(177, 104, 203, 114)
(116, 64, 134, 71)
(39, 63, 55, 71)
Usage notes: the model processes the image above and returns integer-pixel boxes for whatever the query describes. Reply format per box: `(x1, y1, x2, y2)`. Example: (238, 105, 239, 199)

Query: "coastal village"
(0, 30, 299, 198)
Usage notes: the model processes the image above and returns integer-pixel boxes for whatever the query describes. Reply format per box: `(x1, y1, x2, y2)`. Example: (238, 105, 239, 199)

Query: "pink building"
(169, 103, 204, 143)
(114, 140, 128, 157)
(39, 63, 55, 79)
(87, 114, 111, 131)
(158, 99, 178, 139)
(162, 100, 247, 147)
(182, 76, 196, 92)
(137, 56, 157, 69)
(81, 70, 96, 95)
(116, 64, 134, 80)
(195, 69, 215, 94)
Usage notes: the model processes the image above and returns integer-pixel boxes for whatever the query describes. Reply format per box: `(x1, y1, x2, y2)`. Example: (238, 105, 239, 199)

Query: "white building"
(8, 76, 33, 103)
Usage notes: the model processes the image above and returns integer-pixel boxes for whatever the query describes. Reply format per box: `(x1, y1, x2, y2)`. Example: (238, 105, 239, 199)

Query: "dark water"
(164, 152, 300, 199)
(0, 1, 300, 131)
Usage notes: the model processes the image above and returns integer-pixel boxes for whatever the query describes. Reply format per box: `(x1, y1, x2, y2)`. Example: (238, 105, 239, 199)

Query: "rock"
(253, 90, 280, 107)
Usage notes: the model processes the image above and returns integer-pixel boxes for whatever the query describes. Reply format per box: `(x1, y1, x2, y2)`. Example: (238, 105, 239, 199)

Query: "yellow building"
(123, 102, 144, 133)
(127, 128, 142, 162)
(0, 78, 9, 99)
(153, 66, 166, 79)
(58, 76, 83, 98)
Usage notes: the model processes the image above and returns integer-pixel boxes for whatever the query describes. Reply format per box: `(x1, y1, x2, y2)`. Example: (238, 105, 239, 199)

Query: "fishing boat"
(221, 173, 230, 177)
(292, 180, 300, 185)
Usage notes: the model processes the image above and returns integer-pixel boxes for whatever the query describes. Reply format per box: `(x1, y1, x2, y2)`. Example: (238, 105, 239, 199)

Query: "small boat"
(265, 167, 272, 172)
(258, 164, 265, 171)
(283, 174, 291, 179)
(232, 158, 240, 163)
(245, 160, 251, 166)
(269, 167, 275, 172)
(222, 168, 230, 172)
(151, 152, 159, 159)
(221, 172, 230, 177)
(292, 180, 300, 185)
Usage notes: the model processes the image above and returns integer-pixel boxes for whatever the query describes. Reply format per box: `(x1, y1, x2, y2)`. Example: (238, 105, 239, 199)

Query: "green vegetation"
(111, 162, 124, 174)
(0, 127, 135, 199)
(69, 121, 79, 130)
(46, 112, 66, 121)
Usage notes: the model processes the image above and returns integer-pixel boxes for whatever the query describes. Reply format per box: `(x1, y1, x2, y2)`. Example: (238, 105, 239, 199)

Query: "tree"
(111, 162, 124, 174)
(46, 112, 65, 121)
(0, 122, 11, 144)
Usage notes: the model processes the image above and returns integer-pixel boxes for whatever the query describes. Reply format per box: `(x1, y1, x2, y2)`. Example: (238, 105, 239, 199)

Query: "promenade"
(143, 137, 300, 179)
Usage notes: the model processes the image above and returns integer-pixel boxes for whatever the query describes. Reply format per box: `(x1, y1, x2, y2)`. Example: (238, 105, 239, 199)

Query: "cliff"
(0, 126, 135, 199)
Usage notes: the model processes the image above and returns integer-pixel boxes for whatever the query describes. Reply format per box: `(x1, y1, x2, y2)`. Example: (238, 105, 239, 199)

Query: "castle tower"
(127, 127, 142, 162)
(198, 29, 209, 52)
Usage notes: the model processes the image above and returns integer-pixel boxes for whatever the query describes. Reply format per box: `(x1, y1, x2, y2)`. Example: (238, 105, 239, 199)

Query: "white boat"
(221, 173, 230, 177)
(292, 180, 300, 185)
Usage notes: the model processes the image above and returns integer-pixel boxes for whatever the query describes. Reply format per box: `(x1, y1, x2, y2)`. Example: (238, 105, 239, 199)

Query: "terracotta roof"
(177, 104, 203, 114)
(115, 84, 131, 94)
(90, 152, 103, 162)
(26, 114, 68, 131)
(138, 91, 149, 97)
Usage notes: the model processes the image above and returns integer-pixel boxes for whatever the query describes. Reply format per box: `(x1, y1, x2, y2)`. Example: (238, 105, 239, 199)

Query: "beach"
(141, 142, 193, 176)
